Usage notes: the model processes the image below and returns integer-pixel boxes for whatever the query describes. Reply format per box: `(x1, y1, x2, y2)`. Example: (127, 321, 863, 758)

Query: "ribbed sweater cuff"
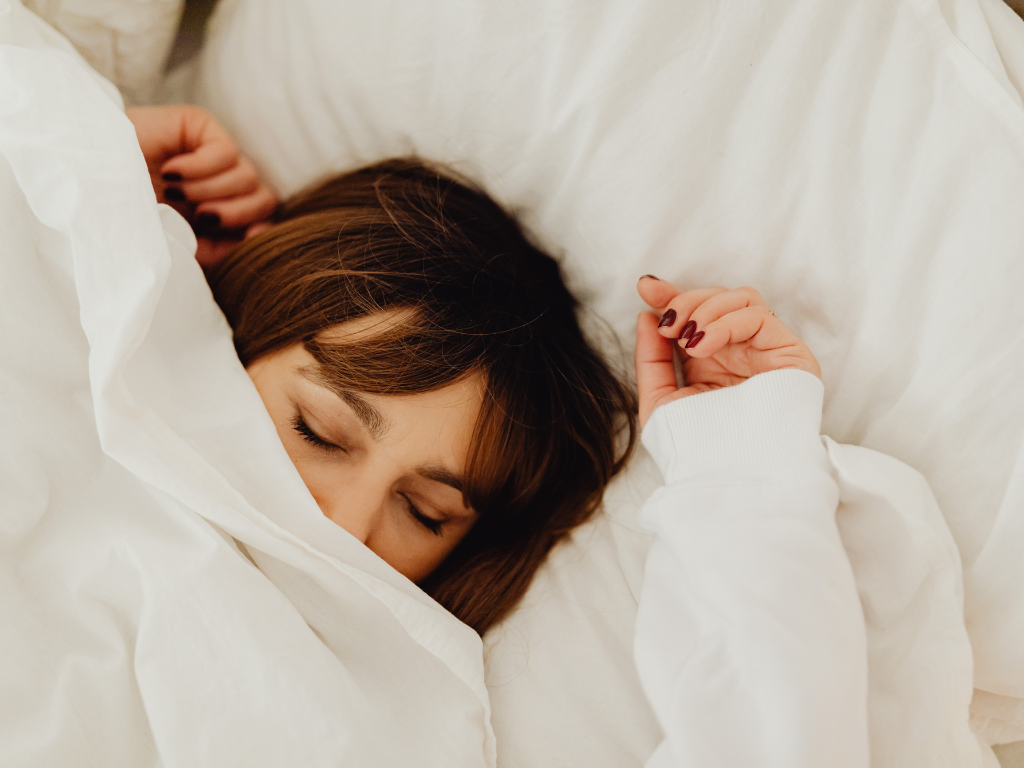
(641, 369, 827, 485)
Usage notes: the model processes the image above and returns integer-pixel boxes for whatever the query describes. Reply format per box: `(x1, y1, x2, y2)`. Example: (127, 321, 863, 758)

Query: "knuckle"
(240, 174, 260, 194)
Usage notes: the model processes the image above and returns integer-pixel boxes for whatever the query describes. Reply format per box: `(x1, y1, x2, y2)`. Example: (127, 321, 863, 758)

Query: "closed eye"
(291, 413, 345, 453)
(402, 493, 444, 536)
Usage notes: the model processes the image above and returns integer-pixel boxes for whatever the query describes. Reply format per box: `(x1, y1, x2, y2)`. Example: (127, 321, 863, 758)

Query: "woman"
(129, 105, 637, 634)
(128, 105, 866, 765)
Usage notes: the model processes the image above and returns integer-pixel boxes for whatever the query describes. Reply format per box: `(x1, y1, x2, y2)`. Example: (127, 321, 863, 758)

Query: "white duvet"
(0, 4, 493, 766)
(196, 0, 1024, 762)
(2, 0, 1024, 765)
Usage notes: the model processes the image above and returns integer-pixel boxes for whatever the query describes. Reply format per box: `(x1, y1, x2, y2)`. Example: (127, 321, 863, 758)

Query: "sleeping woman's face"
(246, 316, 483, 582)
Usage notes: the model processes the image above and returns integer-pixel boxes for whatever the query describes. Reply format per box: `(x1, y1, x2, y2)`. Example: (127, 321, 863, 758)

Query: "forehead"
(299, 360, 484, 432)
(286, 342, 485, 455)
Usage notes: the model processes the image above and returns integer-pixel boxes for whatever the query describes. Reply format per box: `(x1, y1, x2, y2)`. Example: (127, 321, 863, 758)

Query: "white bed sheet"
(192, 0, 1024, 764)
(2, 0, 1022, 764)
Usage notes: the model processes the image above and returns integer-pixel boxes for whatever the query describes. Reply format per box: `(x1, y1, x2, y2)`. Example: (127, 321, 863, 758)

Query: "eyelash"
(292, 413, 443, 536)
(291, 413, 345, 453)
(403, 494, 444, 537)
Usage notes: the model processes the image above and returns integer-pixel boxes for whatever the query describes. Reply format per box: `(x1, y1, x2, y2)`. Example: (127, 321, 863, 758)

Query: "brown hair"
(208, 158, 636, 634)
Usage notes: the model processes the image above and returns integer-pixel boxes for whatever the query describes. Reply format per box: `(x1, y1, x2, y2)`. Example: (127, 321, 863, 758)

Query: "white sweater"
(635, 369, 869, 768)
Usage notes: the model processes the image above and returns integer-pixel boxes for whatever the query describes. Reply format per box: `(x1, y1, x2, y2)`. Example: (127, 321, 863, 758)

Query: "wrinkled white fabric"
(23, 0, 183, 104)
(191, 1, 1024, 762)
(636, 371, 870, 767)
(4, 0, 1023, 764)
(0, 3, 494, 765)
(636, 370, 985, 766)
(196, 0, 1024, 703)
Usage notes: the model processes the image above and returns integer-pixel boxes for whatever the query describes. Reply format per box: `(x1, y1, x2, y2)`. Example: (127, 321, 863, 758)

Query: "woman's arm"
(632, 281, 869, 767)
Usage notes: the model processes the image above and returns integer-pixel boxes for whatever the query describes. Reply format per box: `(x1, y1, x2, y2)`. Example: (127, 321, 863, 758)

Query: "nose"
(319, 480, 389, 545)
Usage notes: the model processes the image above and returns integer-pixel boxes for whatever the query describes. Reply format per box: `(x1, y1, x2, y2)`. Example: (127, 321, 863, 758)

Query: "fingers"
(635, 312, 680, 427)
(195, 237, 242, 269)
(159, 109, 239, 181)
(636, 275, 682, 310)
(162, 167, 277, 230)
(193, 217, 277, 270)
(682, 304, 821, 377)
(162, 137, 238, 182)
(636, 276, 730, 318)
(654, 285, 766, 343)
(636, 311, 722, 425)
(686, 286, 769, 329)
(682, 305, 778, 356)
(636, 279, 822, 409)
(195, 184, 278, 229)
(649, 285, 729, 339)
(173, 158, 260, 201)
(245, 221, 273, 239)
(161, 147, 277, 231)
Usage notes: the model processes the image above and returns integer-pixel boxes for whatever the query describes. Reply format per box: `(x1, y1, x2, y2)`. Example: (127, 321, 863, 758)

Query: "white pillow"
(23, 0, 183, 104)
(195, 0, 1024, 761)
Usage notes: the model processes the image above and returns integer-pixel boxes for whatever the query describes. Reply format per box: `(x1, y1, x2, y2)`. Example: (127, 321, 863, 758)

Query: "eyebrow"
(299, 365, 466, 494)
(417, 464, 464, 493)
(300, 366, 390, 441)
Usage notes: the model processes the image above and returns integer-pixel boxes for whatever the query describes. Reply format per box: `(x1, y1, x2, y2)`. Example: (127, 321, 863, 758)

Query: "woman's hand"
(635, 277, 821, 427)
(125, 105, 277, 266)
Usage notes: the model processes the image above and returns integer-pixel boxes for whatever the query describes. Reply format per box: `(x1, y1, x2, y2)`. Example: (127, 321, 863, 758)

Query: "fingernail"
(658, 309, 677, 328)
(162, 172, 183, 182)
(680, 320, 696, 340)
(640, 274, 661, 281)
(163, 187, 186, 202)
(684, 331, 705, 349)
(194, 212, 221, 233)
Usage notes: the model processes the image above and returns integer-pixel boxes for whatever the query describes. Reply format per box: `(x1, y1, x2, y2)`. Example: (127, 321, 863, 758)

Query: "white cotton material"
(6, 0, 1020, 763)
(22, 0, 183, 105)
(194, 1, 1024, 742)
(640, 370, 830, 485)
(0, 3, 494, 765)
(826, 439, 983, 766)
(637, 371, 869, 767)
(189, 0, 1024, 763)
(193, 1, 1024, 763)
(635, 370, 985, 767)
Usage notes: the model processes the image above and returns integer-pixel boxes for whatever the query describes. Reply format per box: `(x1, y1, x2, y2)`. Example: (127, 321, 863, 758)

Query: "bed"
(3, 0, 1024, 765)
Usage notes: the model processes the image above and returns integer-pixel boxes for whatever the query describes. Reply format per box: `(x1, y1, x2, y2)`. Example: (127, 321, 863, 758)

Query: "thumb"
(636, 312, 679, 428)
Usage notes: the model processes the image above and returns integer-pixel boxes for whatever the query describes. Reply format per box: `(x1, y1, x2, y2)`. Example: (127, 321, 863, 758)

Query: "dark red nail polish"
(641, 274, 661, 281)
(162, 171, 183, 182)
(193, 212, 222, 234)
(680, 320, 697, 340)
(163, 186, 186, 202)
(658, 309, 677, 328)
(684, 331, 705, 349)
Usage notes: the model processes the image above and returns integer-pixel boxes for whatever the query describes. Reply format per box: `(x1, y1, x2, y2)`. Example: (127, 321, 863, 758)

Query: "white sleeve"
(635, 370, 869, 768)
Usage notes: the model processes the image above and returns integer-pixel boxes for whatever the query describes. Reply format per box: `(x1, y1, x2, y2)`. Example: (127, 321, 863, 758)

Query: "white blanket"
(1, 1, 1021, 766)
(0, 3, 494, 765)
(194, 5, 1024, 733)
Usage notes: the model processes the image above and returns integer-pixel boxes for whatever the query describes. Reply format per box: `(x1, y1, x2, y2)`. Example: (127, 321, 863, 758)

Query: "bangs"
(304, 313, 544, 521)
(305, 310, 475, 397)
(208, 157, 636, 634)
